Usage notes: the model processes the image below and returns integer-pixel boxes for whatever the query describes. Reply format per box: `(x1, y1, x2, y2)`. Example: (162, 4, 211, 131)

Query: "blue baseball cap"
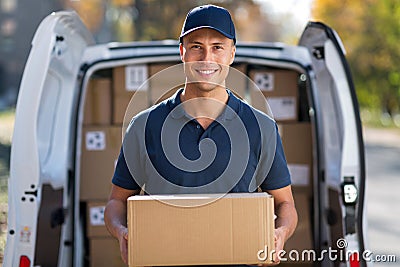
(180, 5, 236, 44)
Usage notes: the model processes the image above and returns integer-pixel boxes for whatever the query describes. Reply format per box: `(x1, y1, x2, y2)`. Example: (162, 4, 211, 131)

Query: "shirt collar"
(169, 88, 240, 121)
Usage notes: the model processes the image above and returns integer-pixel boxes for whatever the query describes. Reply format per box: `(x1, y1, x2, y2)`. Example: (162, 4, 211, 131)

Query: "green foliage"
(313, 0, 400, 117)
(0, 109, 11, 264)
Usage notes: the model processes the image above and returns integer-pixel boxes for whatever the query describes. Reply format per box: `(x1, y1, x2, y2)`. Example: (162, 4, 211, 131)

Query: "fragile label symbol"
(86, 131, 106, 151)
(254, 72, 274, 91)
(90, 206, 105, 226)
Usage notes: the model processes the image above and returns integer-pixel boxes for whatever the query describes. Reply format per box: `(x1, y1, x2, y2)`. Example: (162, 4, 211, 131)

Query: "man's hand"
(272, 227, 286, 264)
(117, 225, 129, 265)
(254, 228, 285, 266)
(104, 185, 140, 265)
(258, 185, 298, 266)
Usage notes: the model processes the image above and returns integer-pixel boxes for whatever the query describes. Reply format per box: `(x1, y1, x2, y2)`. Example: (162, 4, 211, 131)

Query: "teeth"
(198, 70, 216, 75)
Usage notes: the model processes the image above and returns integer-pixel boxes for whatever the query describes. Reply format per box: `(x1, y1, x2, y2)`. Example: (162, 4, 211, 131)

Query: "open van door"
(299, 22, 367, 266)
(4, 11, 94, 267)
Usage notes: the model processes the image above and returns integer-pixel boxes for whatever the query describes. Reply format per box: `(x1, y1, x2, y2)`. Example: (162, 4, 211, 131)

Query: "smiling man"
(105, 4, 297, 266)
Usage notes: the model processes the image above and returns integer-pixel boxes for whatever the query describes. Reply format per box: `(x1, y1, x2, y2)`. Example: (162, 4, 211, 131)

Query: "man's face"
(180, 28, 236, 92)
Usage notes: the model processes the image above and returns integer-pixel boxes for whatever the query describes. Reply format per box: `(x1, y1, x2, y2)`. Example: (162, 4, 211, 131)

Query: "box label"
(254, 72, 274, 91)
(90, 206, 105, 226)
(85, 131, 106, 151)
(288, 164, 309, 185)
(125, 65, 148, 91)
(267, 96, 296, 120)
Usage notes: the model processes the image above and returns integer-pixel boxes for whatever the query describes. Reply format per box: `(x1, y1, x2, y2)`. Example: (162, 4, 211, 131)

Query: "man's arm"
(265, 185, 298, 263)
(104, 185, 140, 264)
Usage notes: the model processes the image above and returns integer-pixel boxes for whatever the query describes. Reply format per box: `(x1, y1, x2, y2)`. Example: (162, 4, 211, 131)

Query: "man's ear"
(179, 43, 184, 61)
(229, 45, 236, 65)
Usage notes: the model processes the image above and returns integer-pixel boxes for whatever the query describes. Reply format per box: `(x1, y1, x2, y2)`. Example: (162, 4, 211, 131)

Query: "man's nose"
(201, 48, 213, 62)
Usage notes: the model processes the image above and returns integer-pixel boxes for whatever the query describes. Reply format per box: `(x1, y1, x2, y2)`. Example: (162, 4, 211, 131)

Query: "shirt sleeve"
(112, 147, 141, 190)
(111, 116, 146, 190)
(260, 125, 291, 190)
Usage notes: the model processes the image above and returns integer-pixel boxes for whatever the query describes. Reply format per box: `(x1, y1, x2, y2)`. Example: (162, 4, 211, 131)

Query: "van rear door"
(3, 11, 93, 267)
(299, 22, 367, 266)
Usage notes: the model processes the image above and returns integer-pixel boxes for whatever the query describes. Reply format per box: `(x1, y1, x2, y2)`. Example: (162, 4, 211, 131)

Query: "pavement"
(363, 127, 400, 266)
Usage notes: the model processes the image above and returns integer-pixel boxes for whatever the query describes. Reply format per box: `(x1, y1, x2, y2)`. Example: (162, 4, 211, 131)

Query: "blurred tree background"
(313, 0, 400, 126)
(65, 0, 281, 43)
(66, 0, 400, 126)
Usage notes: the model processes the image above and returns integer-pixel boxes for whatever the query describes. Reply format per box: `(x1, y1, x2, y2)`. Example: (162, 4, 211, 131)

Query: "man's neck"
(180, 85, 229, 130)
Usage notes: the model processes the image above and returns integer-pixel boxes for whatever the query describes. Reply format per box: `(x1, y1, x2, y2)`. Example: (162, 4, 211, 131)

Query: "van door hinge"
(312, 46, 325, 60)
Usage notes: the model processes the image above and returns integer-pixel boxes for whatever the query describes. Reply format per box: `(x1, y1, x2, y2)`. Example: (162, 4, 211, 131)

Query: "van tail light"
(19, 255, 31, 267)
(349, 252, 360, 267)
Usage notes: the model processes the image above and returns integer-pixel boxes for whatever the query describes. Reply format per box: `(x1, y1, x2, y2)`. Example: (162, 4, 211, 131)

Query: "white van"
(3, 11, 367, 267)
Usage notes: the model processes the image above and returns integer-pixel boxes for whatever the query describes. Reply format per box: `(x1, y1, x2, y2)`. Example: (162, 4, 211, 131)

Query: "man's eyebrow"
(187, 41, 203, 45)
(187, 40, 227, 45)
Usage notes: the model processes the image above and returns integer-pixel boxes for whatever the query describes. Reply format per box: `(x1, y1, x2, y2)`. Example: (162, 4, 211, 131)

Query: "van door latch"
(342, 176, 358, 205)
(51, 207, 67, 228)
(342, 176, 357, 234)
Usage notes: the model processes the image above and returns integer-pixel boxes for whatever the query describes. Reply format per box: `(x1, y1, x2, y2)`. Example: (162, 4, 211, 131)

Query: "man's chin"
(188, 81, 222, 92)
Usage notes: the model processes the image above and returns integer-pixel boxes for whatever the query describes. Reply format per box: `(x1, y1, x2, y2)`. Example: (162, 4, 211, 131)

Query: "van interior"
(35, 60, 317, 267)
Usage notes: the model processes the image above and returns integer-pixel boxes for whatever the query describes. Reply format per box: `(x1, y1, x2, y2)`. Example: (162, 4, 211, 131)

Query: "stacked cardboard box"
(86, 201, 125, 267)
(248, 67, 314, 263)
(83, 78, 112, 125)
(148, 63, 185, 104)
(284, 193, 313, 262)
(249, 69, 299, 122)
(81, 67, 149, 266)
(113, 65, 150, 125)
(278, 122, 313, 193)
(79, 126, 121, 200)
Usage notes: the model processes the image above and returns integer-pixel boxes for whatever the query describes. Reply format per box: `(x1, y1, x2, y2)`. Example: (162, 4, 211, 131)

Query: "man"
(105, 4, 297, 265)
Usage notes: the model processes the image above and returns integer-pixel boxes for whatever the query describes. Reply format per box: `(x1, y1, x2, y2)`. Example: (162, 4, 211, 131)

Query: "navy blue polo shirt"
(112, 89, 290, 194)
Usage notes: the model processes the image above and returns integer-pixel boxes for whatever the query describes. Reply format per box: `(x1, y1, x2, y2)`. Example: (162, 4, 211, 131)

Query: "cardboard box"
(80, 126, 121, 200)
(86, 201, 110, 238)
(113, 65, 149, 95)
(250, 69, 299, 121)
(113, 66, 150, 125)
(278, 123, 313, 192)
(113, 90, 149, 125)
(149, 63, 185, 104)
(83, 78, 112, 125)
(127, 193, 275, 266)
(90, 237, 125, 267)
(284, 193, 313, 262)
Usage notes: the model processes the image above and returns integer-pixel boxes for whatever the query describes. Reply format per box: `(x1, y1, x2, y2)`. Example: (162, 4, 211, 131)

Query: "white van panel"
(3, 11, 93, 267)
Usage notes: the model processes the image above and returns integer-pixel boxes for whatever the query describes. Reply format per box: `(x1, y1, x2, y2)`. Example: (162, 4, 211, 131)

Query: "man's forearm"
(104, 199, 128, 239)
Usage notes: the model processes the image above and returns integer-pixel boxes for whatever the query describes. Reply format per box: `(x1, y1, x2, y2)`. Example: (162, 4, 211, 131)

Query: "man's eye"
(215, 46, 223, 50)
(192, 45, 201, 49)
